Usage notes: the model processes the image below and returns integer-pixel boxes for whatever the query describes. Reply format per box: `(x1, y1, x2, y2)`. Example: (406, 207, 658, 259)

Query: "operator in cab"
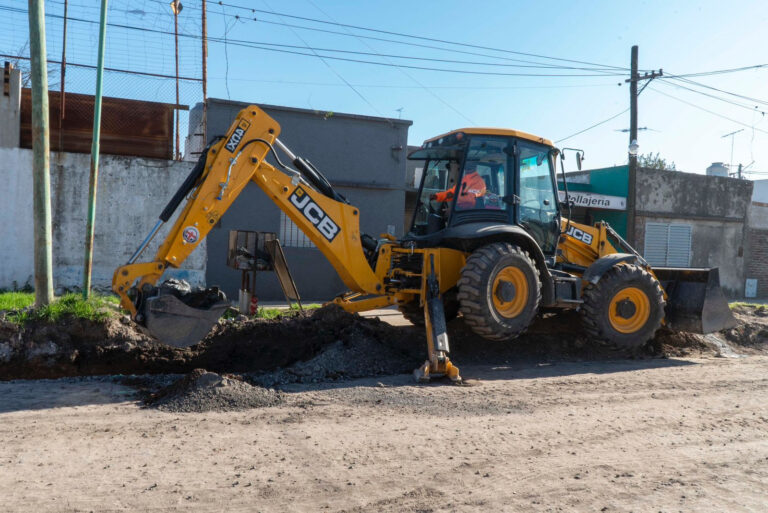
(430, 163, 487, 209)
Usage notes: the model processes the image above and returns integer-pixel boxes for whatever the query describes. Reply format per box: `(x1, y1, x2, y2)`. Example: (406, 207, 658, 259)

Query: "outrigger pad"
(145, 294, 229, 348)
(654, 267, 738, 334)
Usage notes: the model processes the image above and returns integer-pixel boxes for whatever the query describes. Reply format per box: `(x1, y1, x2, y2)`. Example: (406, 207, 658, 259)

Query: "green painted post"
(28, 0, 54, 307)
(83, 0, 109, 298)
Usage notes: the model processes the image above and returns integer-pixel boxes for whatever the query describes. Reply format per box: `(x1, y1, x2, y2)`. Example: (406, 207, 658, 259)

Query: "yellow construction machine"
(113, 106, 736, 383)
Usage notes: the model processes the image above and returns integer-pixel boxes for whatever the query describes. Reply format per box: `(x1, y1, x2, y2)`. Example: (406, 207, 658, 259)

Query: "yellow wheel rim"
(492, 266, 528, 318)
(608, 287, 650, 334)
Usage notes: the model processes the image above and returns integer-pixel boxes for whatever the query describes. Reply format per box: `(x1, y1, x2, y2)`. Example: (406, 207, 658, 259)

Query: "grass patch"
(1, 292, 120, 325)
(730, 301, 766, 309)
(256, 303, 321, 320)
(0, 291, 35, 311)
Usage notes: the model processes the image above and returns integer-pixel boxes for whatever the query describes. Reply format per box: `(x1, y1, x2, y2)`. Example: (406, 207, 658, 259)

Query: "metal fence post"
(83, 0, 108, 298)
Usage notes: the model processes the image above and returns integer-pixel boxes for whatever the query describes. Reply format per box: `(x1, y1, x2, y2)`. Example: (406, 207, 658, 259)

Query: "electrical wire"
(664, 74, 768, 107)
(141, 0, 631, 73)
(555, 108, 629, 144)
(0, 6, 632, 78)
(656, 78, 766, 114)
(668, 63, 768, 78)
(256, 0, 394, 124)
(649, 87, 768, 135)
(303, 0, 475, 125)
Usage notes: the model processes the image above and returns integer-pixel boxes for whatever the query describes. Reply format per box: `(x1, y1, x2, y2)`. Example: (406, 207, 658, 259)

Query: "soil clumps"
(147, 369, 281, 412)
(1, 304, 766, 382)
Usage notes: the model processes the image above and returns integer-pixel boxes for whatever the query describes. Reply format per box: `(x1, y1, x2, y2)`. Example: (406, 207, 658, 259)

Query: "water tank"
(706, 162, 729, 177)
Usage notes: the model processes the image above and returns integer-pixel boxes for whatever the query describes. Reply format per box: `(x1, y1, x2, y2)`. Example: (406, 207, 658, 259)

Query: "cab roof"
(424, 127, 554, 148)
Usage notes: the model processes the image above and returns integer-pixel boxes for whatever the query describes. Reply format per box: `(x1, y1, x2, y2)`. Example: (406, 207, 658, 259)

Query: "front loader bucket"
(653, 267, 738, 334)
(145, 294, 229, 348)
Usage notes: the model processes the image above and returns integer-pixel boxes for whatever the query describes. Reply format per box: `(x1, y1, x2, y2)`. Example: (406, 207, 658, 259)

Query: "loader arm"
(112, 106, 380, 318)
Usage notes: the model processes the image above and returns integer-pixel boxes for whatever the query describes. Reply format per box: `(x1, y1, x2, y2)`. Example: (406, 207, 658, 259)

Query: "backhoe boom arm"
(112, 106, 379, 316)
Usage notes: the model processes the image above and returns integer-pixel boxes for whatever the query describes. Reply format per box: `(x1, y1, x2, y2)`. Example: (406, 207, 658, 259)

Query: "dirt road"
(2, 354, 767, 512)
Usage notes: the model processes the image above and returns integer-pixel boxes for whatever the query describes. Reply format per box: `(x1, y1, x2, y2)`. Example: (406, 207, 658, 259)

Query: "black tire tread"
(579, 264, 665, 348)
(457, 242, 541, 341)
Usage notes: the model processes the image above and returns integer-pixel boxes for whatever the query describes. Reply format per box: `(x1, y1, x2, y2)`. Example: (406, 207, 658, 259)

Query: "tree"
(638, 152, 676, 171)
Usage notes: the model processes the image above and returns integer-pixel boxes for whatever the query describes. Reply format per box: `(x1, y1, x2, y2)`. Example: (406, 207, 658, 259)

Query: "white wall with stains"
(0, 148, 206, 292)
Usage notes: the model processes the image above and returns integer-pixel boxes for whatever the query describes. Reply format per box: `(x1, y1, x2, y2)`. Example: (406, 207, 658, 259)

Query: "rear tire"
(457, 243, 541, 341)
(580, 264, 665, 348)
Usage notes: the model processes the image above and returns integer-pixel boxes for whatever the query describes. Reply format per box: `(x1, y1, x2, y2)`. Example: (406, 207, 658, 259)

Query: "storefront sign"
(558, 191, 626, 210)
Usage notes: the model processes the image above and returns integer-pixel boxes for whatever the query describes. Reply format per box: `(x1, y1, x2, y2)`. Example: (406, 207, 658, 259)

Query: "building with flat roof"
(188, 99, 412, 302)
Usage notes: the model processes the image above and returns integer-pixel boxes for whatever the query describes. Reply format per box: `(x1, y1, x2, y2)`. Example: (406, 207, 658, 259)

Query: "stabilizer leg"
(413, 254, 461, 384)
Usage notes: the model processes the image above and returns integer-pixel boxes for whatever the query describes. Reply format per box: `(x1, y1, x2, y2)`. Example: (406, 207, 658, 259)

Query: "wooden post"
(627, 45, 638, 246)
(28, 0, 54, 306)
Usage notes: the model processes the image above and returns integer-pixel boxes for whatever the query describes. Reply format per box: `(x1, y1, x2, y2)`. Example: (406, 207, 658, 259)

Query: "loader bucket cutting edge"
(653, 267, 738, 334)
(145, 294, 229, 348)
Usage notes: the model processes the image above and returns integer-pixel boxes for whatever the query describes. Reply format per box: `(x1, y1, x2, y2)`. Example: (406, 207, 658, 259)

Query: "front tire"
(580, 264, 665, 348)
(457, 243, 541, 341)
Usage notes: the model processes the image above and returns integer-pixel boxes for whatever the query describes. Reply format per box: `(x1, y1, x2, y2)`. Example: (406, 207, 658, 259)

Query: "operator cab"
(407, 128, 561, 255)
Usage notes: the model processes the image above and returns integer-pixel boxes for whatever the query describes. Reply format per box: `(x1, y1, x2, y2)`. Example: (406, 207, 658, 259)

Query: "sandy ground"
(1, 349, 767, 512)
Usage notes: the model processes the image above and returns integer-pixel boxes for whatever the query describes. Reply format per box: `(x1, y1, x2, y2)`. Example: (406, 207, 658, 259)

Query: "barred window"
(279, 212, 315, 248)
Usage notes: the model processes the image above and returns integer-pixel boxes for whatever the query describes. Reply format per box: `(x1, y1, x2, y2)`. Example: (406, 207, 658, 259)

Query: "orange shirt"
(433, 171, 487, 209)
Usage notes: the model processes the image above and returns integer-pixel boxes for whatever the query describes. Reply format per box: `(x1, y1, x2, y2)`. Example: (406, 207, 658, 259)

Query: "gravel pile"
(149, 369, 281, 412)
(250, 315, 422, 387)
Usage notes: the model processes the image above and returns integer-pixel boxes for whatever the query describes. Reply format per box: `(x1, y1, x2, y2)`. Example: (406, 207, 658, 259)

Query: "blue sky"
(202, 0, 768, 176)
(3, 0, 768, 176)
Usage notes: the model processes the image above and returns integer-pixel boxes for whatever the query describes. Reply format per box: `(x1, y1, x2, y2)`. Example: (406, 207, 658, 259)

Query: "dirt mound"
(2, 303, 767, 382)
(0, 305, 419, 381)
(147, 369, 281, 412)
(250, 316, 422, 386)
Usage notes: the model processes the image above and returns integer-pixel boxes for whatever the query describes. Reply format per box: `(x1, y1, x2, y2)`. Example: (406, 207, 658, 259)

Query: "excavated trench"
(0, 304, 766, 383)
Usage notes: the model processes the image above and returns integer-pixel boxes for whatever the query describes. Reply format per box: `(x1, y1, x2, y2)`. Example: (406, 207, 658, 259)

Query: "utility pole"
(624, 45, 662, 245)
(28, 0, 54, 306)
(82, 0, 108, 298)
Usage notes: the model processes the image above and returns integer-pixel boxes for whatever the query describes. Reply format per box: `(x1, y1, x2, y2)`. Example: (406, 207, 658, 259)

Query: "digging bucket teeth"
(145, 294, 229, 348)
(653, 267, 738, 334)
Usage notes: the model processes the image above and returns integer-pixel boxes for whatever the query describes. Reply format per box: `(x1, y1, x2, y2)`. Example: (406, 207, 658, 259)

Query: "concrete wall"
(634, 168, 753, 296)
(199, 99, 411, 301)
(0, 148, 205, 291)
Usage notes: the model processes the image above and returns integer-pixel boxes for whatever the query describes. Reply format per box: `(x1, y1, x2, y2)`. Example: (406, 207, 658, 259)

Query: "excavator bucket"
(653, 267, 738, 334)
(144, 287, 229, 348)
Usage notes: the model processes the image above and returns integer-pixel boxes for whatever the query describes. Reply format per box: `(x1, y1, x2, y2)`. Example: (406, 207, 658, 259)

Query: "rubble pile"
(148, 369, 281, 412)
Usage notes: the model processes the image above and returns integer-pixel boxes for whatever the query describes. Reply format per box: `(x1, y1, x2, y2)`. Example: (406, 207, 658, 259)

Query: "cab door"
(516, 141, 560, 255)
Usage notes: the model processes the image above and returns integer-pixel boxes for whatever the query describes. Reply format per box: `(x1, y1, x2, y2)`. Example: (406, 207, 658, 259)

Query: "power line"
(0, 7, 631, 78)
(159, 0, 631, 72)
(649, 86, 768, 135)
(664, 74, 768, 107)
(205, 77, 618, 89)
(257, 0, 393, 124)
(303, 0, 475, 125)
(555, 108, 629, 144)
(656, 78, 766, 114)
(669, 63, 768, 78)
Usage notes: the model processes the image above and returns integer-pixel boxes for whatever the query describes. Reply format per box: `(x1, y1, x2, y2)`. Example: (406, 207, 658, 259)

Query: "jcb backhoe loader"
(113, 106, 737, 383)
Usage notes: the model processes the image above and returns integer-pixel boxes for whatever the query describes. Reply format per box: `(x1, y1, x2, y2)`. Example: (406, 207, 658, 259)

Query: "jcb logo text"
(566, 225, 593, 245)
(289, 187, 340, 242)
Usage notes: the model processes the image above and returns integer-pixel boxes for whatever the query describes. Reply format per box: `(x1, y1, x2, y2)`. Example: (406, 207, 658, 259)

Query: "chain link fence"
(1, 0, 205, 160)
